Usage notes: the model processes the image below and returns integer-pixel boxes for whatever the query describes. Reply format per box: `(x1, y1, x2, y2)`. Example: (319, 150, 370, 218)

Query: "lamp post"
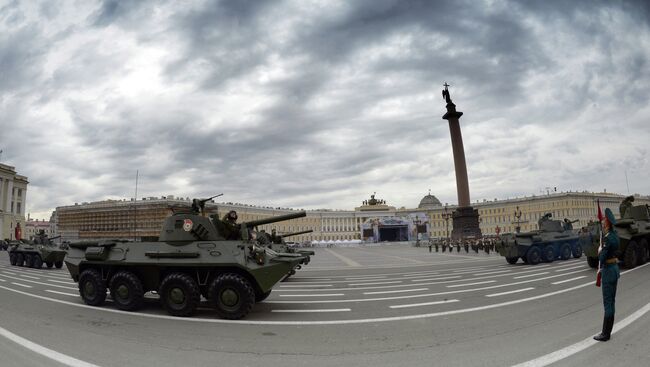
(413, 216, 421, 247)
(513, 206, 523, 233)
(442, 204, 453, 247)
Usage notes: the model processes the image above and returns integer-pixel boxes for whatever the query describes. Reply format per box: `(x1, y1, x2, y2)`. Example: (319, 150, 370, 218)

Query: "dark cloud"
(1, 0, 649, 218)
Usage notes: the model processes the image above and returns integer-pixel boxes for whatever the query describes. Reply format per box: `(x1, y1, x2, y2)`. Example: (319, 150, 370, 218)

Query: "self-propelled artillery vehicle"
(496, 213, 583, 265)
(64, 196, 307, 319)
(8, 231, 67, 269)
(581, 200, 650, 269)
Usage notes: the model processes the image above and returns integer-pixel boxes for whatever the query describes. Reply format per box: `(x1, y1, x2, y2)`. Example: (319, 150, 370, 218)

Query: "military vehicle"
(64, 197, 307, 319)
(8, 232, 67, 269)
(268, 230, 315, 257)
(496, 213, 583, 265)
(582, 203, 650, 269)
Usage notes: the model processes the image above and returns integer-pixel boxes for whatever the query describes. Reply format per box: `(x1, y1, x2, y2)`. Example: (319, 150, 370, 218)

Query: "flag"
(596, 199, 603, 287)
(597, 199, 604, 222)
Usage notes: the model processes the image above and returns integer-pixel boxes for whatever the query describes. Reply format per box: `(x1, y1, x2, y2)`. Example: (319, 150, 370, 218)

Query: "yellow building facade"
(54, 191, 649, 243)
(0, 163, 28, 240)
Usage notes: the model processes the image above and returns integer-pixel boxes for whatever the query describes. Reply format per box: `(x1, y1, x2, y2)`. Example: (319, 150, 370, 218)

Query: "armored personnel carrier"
(64, 197, 307, 319)
(261, 230, 315, 258)
(496, 213, 582, 265)
(582, 202, 650, 269)
(8, 231, 67, 269)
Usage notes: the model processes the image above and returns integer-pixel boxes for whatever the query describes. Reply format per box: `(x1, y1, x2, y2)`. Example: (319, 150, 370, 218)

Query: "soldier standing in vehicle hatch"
(594, 208, 620, 342)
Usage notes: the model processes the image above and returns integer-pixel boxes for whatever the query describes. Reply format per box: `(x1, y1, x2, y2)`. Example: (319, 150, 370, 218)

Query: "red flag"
(597, 199, 604, 222)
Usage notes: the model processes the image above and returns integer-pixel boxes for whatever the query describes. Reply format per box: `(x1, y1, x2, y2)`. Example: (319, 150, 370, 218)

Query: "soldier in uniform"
(222, 210, 240, 240)
(464, 241, 469, 253)
(619, 196, 634, 219)
(594, 208, 620, 342)
(435, 240, 439, 252)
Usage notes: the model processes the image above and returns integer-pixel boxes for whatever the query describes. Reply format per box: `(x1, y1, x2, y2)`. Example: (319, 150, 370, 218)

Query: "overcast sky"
(1, 0, 649, 219)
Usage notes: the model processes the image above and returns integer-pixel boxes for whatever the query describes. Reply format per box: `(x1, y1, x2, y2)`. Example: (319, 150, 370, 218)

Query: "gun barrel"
(280, 229, 314, 238)
(245, 211, 307, 228)
(50, 235, 62, 240)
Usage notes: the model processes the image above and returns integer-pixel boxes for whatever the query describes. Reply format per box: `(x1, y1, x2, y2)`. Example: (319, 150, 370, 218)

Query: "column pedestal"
(451, 206, 481, 240)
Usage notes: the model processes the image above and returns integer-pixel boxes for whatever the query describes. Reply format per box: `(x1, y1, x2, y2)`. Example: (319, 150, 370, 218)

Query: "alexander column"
(441, 83, 481, 239)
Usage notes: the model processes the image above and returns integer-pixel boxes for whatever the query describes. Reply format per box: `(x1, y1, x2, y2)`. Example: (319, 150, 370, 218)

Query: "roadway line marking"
(364, 288, 428, 295)
(2, 271, 17, 275)
(473, 270, 512, 276)
(46, 290, 79, 297)
(279, 284, 333, 288)
(486, 287, 534, 297)
(0, 325, 100, 367)
(0, 278, 5, 282)
(345, 275, 387, 280)
(390, 299, 460, 309)
(512, 300, 650, 367)
(0, 274, 77, 290)
(279, 293, 344, 297)
(447, 280, 496, 288)
(411, 276, 462, 282)
(46, 279, 76, 285)
(323, 248, 362, 267)
(554, 265, 588, 272)
(11, 282, 32, 288)
(348, 281, 402, 286)
(0, 263, 645, 326)
(513, 272, 549, 279)
(20, 275, 41, 280)
(266, 268, 592, 304)
(551, 276, 587, 285)
(271, 309, 351, 313)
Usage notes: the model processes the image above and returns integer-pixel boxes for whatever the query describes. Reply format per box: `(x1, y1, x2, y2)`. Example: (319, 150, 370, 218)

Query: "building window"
(16, 202, 21, 215)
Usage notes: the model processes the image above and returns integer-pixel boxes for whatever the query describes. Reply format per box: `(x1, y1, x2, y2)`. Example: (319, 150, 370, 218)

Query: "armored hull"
(65, 204, 307, 319)
(582, 204, 650, 269)
(497, 215, 582, 265)
(8, 240, 67, 269)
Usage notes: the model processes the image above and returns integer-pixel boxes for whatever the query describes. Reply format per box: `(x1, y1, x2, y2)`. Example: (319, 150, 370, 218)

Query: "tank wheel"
(109, 271, 145, 311)
(623, 241, 638, 269)
(587, 256, 599, 269)
(209, 273, 255, 320)
(78, 269, 107, 306)
(542, 245, 555, 263)
(54, 261, 64, 269)
(255, 290, 272, 303)
(24, 254, 34, 268)
(572, 244, 583, 259)
(637, 239, 648, 266)
(16, 253, 24, 267)
(160, 273, 201, 317)
(505, 257, 518, 265)
(522, 256, 529, 264)
(33, 255, 43, 269)
(526, 247, 541, 265)
(560, 244, 572, 261)
(9, 253, 17, 265)
(46, 262, 53, 268)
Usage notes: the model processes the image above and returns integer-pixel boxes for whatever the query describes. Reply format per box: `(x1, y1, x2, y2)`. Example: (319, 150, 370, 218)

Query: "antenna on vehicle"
(134, 170, 139, 241)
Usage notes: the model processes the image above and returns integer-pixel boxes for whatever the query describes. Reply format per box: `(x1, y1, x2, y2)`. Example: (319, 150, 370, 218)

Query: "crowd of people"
(426, 238, 499, 254)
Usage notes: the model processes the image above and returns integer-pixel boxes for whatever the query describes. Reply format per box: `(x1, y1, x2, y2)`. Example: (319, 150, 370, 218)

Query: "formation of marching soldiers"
(427, 238, 498, 254)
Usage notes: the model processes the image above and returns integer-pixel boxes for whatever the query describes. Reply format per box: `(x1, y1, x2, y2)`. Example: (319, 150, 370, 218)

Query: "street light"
(442, 204, 453, 246)
(413, 216, 421, 247)
(513, 206, 523, 233)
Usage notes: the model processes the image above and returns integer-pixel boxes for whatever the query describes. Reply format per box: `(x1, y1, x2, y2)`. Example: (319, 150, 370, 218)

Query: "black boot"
(593, 316, 614, 341)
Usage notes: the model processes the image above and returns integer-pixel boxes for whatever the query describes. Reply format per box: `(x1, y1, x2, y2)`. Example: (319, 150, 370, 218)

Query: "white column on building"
(5, 180, 13, 213)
